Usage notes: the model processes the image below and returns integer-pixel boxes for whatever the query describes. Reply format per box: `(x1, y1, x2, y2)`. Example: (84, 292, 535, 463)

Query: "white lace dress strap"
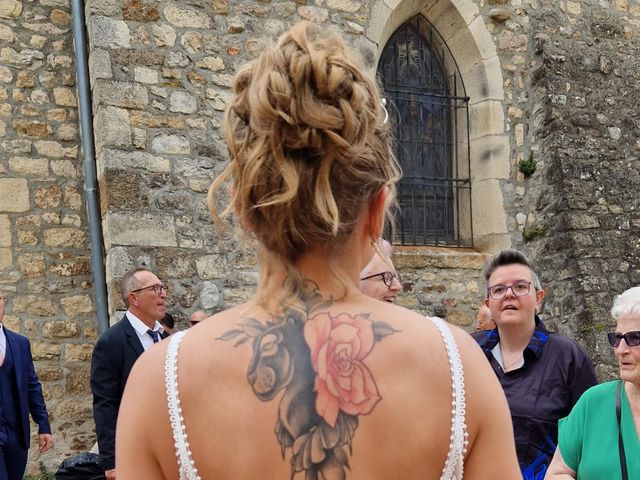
(427, 316, 468, 480)
(165, 331, 201, 480)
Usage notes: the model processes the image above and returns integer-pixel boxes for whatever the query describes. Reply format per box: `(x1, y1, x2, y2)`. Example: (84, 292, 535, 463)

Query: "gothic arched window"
(378, 15, 472, 247)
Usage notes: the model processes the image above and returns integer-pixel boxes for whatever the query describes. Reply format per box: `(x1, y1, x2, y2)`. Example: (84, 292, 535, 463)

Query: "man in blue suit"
(0, 289, 53, 479)
(90, 267, 168, 480)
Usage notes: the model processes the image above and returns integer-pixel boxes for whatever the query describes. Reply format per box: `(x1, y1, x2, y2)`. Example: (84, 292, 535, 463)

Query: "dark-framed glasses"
(486, 281, 532, 300)
(131, 284, 168, 295)
(607, 331, 640, 348)
(360, 271, 400, 288)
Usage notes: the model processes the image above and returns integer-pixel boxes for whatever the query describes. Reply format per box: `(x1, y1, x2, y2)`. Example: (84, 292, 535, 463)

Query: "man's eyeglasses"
(360, 271, 400, 288)
(131, 284, 168, 295)
(486, 281, 532, 300)
(607, 331, 640, 348)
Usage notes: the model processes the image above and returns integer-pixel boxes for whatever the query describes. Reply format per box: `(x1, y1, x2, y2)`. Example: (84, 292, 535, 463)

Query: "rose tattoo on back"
(218, 285, 397, 479)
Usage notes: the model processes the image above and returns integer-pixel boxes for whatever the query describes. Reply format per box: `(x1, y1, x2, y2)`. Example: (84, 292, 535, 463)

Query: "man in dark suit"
(0, 288, 53, 480)
(90, 268, 168, 480)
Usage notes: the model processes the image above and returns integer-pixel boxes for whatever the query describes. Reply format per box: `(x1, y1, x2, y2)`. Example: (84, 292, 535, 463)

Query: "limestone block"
(134, 66, 158, 84)
(17, 230, 38, 245)
(37, 368, 64, 382)
(13, 120, 53, 137)
(195, 56, 225, 71)
(94, 81, 149, 109)
(55, 400, 94, 425)
(94, 106, 132, 152)
(51, 9, 70, 25)
(49, 254, 90, 277)
(35, 186, 62, 208)
(8, 157, 49, 177)
(344, 21, 364, 35)
(471, 178, 508, 237)
(164, 4, 213, 28)
(87, 0, 121, 16)
(0, 178, 30, 212)
(42, 320, 79, 338)
(325, 0, 360, 13)
(1, 139, 30, 153)
(53, 87, 77, 107)
(459, 55, 504, 102)
(104, 212, 177, 247)
(66, 366, 91, 395)
(57, 124, 78, 142)
(181, 32, 202, 53)
(151, 134, 190, 154)
(89, 16, 131, 49)
(1, 314, 19, 332)
(101, 148, 170, 173)
(152, 24, 176, 47)
(297, 6, 328, 22)
(29, 35, 46, 49)
(0, 248, 11, 271)
(0, 215, 10, 247)
(13, 296, 58, 317)
(196, 254, 229, 279)
(0, 24, 17, 44)
(65, 343, 94, 362)
(0, 0, 23, 20)
(106, 247, 134, 279)
(62, 214, 81, 227)
(44, 228, 86, 248)
(470, 134, 510, 180)
(60, 295, 93, 316)
(17, 253, 46, 278)
(51, 160, 77, 178)
(0, 66, 12, 83)
(166, 51, 189, 68)
(201, 282, 221, 310)
(274, 2, 296, 17)
(62, 187, 82, 211)
(89, 49, 112, 87)
(169, 91, 197, 113)
(469, 100, 505, 137)
(32, 341, 61, 360)
(223, 287, 254, 306)
(34, 140, 77, 158)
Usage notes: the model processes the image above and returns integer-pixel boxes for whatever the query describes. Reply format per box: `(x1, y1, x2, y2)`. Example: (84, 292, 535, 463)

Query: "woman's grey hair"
(611, 286, 640, 320)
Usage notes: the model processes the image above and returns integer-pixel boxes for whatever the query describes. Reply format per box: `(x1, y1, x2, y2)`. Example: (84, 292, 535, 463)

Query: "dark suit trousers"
(0, 426, 27, 480)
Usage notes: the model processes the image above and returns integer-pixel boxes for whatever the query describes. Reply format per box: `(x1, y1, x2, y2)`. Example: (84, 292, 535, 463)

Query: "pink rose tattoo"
(218, 285, 397, 479)
(304, 312, 381, 427)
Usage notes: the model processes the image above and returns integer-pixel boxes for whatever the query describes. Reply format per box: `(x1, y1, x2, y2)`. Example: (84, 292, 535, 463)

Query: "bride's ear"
(367, 186, 389, 240)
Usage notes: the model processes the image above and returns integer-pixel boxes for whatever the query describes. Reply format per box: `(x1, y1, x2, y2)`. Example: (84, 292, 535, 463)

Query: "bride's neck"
(255, 242, 368, 311)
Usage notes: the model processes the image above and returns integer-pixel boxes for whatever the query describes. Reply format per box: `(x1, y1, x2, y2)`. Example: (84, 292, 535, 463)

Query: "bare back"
(117, 291, 519, 479)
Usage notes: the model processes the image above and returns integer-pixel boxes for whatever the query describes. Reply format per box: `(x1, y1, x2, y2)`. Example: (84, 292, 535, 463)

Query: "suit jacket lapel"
(122, 315, 144, 357)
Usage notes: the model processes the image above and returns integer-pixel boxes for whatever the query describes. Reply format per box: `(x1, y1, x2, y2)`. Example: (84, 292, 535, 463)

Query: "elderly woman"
(545, 287, 640, 479)
(116, 21, 520, 480)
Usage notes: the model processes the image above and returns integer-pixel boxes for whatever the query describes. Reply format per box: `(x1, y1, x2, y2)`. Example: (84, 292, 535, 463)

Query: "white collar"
(126, 311, 164, 337)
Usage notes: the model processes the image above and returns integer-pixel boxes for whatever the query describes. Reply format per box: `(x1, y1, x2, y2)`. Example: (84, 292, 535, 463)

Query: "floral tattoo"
(218, 284, 397, 479)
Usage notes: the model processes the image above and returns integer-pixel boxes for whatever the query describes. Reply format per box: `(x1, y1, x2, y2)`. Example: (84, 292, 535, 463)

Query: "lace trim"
(429, 317, 468, 480)
(165, 331, 201, 480)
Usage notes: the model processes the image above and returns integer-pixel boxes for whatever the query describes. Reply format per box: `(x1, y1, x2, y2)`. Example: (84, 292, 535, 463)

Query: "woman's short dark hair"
(484, 249, 541, 291)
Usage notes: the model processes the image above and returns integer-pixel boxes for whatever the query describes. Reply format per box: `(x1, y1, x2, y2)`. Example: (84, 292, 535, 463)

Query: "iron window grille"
(378, 15, 472, 247)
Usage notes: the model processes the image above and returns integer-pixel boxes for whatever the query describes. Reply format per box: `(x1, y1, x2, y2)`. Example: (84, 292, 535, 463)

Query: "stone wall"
(0, 0, 95, 474)
(525, 0, 640, 379)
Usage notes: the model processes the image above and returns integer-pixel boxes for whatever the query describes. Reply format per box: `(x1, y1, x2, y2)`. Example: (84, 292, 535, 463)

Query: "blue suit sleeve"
(24, 338, 51, 434)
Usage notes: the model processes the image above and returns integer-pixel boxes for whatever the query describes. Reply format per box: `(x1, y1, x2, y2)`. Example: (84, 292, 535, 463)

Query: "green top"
(558, 380, 640, 479)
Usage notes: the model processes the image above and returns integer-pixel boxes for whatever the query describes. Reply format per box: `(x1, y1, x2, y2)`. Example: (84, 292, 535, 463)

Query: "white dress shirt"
(0, 324, 5, 365)
(126, 312, 164, 351)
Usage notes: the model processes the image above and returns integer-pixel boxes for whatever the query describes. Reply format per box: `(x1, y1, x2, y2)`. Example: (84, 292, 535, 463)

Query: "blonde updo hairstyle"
(209, 21, 400, 302)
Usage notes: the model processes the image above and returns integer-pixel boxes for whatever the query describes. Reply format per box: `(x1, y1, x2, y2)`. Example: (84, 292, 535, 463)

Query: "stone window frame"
(367, 0, 511, 254)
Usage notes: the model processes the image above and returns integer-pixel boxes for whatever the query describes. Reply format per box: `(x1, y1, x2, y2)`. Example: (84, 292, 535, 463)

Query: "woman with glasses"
(545, 287, 640, 479)
(473, 249, 597, 480)
(359, 239, 402, 303)
(116, 22, 520, 480)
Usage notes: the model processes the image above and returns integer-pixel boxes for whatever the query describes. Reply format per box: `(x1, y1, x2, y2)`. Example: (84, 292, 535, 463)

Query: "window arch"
(378, 15, 472, 247)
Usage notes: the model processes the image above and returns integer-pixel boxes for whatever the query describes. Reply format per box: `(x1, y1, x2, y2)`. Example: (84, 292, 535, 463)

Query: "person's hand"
(38, 433, 53, 453)
(105, 468, 116, 480)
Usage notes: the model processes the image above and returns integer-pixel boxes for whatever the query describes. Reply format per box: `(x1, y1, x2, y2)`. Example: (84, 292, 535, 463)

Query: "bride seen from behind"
(116, 21, 520, 480)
